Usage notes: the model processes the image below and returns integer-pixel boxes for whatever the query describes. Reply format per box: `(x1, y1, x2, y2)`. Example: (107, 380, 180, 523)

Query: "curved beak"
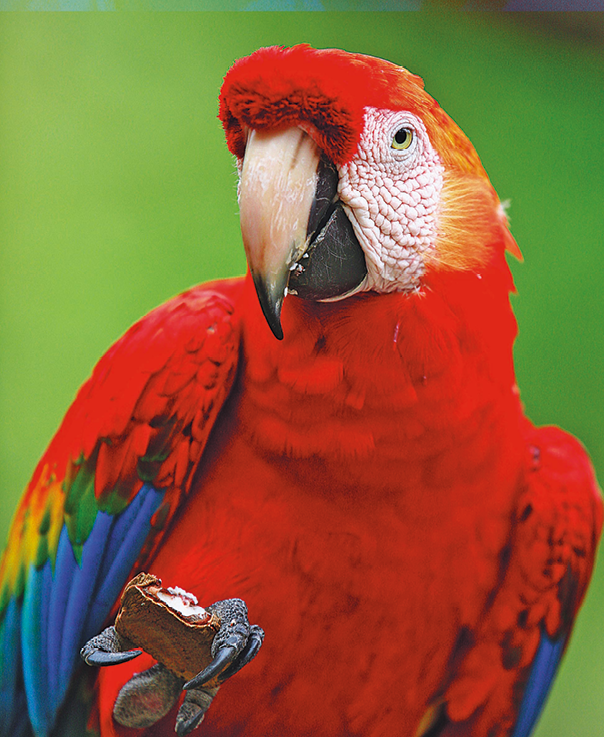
(239, 127, 321, 340)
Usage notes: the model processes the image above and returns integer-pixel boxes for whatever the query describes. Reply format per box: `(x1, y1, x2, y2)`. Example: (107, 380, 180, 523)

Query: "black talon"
(183, 644, 237, 690)
(80, 625, 141, 668)
(217, 625, 265, 684)
(183, 598, 264, 693)
(82, 648, 142, 667)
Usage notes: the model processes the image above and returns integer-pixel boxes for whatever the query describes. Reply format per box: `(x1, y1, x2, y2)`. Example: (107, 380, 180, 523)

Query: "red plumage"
(91, 256, 599, 736)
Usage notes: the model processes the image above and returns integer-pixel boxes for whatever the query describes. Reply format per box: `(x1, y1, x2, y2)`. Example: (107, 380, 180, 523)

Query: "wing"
(507, 426, 602, 737)
(0, 278, 244, 737)
(418, 424, 602, 737)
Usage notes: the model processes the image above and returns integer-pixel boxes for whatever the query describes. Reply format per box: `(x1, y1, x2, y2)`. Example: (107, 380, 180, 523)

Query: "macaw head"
(220, 44, 519, 339)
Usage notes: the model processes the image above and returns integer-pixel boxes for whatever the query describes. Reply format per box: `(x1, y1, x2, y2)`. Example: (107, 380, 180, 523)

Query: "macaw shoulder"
(32, 276, 246, 497)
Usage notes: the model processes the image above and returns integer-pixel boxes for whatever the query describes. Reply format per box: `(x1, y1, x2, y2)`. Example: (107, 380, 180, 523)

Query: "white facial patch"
(337, 107, 444, 293)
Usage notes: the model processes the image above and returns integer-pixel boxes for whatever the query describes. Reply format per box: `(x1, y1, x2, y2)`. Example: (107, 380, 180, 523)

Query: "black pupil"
(394, 128, 409, 145)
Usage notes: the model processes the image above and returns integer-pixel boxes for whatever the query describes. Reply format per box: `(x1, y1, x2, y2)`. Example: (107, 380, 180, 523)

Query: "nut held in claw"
(114, 572, 221, 681)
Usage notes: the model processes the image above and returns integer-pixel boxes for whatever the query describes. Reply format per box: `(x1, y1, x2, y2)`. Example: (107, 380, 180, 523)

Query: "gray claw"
(183, 644, 237, 690)
(183, 599, 264, 692)
(80, 625, 141, 667)
(217, 624, 265, 684)
(83, 649, 142, 666)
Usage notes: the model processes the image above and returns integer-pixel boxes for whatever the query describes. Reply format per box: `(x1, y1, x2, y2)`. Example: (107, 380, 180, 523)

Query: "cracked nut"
(114, 572, 221, 681)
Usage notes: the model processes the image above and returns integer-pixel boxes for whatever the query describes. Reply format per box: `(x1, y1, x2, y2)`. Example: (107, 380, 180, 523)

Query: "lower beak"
(239, 127, 320, 340)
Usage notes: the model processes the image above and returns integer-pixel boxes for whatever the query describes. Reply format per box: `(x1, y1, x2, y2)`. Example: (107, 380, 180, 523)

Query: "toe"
(80, 625, 141, 667)
(183, 644, 237, 690)
(217, 624, 264, 683)
(176, 687, 219, 736)
(113, 663, 184, 729)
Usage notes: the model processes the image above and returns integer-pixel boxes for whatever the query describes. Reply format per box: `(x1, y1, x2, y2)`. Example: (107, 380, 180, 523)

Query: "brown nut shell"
(114, 572, 221, 681)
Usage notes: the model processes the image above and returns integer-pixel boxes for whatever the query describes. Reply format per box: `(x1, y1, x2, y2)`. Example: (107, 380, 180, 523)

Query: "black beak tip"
(265, 312, 284, 341)
(252, 273, 285, 340)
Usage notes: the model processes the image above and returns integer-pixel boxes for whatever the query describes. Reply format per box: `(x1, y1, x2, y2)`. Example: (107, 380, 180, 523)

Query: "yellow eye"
(392, 127, 413, 150)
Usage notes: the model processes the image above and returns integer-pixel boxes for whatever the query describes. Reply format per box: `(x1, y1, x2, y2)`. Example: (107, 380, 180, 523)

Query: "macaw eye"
(392, 127, 413, 150)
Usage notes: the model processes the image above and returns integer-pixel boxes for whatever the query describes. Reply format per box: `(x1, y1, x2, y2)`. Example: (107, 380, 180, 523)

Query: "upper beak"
(239, 127, 321, 340)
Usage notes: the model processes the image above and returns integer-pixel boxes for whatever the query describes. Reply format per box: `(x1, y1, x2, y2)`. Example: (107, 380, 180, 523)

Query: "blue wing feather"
(7, 690, 32, 737)
(0, 597, 23, 737)
(3, 483, 164, 737)
(39, 562, 52, 713)
(56, 511, 114, 701)
(21, 563, 48, 736)
(46, 527, 77, 706)
(96, 486, 148, 587)
(511, 629, 566, 737)
(85, 485, 164, 637)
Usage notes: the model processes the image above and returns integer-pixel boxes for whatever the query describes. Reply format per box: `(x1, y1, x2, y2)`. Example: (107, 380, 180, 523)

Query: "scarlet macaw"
(0, 44, 600, 737)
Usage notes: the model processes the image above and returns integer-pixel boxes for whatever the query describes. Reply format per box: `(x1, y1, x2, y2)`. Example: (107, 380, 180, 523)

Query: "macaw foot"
(183, 599, 265, 690)
(81, 597, 264, 735)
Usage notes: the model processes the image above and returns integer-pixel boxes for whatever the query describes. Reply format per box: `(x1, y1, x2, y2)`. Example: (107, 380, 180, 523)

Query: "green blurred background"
(0, 12, 602, 736)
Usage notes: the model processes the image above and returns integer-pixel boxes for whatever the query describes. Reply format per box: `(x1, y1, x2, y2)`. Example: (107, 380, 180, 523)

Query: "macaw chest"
(146, 426, 514, 737)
